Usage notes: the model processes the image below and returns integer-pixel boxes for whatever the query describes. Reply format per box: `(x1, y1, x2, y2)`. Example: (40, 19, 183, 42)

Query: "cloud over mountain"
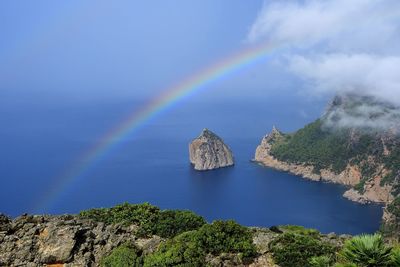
(248, 0, 400, 107)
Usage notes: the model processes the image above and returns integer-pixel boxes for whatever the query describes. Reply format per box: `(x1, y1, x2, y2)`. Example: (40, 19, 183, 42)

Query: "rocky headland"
(253, 94, 400, 238)
(254, 126, 393, 204)
(189, 128, 234, 171)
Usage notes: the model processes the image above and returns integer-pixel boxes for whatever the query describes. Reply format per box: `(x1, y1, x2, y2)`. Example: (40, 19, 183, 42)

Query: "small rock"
(189, 128, 234, 170)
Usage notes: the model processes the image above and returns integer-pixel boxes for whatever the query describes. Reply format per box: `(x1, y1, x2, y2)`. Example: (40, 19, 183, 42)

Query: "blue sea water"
(0, 94, 383, 235)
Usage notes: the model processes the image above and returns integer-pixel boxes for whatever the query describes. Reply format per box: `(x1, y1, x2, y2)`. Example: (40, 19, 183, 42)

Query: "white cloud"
(289, 54, 400, 104)
(248, 0, 400, 54)
(247, 0, 400, 105)
(322, 94, 400, 130)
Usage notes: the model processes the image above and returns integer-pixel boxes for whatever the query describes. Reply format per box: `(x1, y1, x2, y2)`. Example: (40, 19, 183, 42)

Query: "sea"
(0, 93, 383, 235)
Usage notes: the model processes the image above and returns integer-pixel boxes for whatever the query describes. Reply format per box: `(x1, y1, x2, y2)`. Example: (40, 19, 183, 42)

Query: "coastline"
(253, 153, 392, 205)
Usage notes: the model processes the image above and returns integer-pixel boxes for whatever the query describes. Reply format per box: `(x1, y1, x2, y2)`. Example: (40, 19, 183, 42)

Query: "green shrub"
(309, 255, 332, 267)
(79, 203, 206, 238)
(354, 179, 367, 194)
(334, 263, 357, 267)
(101, 244, 143, 267)
(79, 202, 160, 226)
(391, 246, 400, 267)
(281, 225, 320, 237)
(388, 198, 400, 221)
(143, 231, 205, 267)
(144, 220, 257, 266)
(154, 210, 206, 238)
(194, 220, 257, 259)
(269, 232, 336, 267)
(80, 202, 160, 237)
(339, 234, 392, 267)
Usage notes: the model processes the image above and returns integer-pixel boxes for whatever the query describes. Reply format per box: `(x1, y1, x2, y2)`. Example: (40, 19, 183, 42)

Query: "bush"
(338, 234, 392, 267)
(388, 198, 400, 221)
(194, 220, 257, 259)
(309, 255, 332, 267)
(143, 231, 205, 267)
(79, 203, 206, 238)
(333, 263, 357, 267)
(154, 210, 206, 238)
(269, 232, 336, 267)
(101, 244, 143, 267)
(391, 246, 400, 267)
(281, 225, 321, 238)
(79, 202, 159, 226)
(144, 220, 257, 266)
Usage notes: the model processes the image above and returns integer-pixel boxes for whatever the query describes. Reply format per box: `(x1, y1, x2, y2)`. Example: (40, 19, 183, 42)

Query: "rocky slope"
(189, 128, 234, 170)
(254, 94, 400, 237)
(0, 211, 350, 267)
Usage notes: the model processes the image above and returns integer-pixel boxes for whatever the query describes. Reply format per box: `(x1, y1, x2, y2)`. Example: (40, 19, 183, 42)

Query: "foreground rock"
(189, 128, 234, 170)
(0, 214, 162, 266)
(0, 212, 350, 267)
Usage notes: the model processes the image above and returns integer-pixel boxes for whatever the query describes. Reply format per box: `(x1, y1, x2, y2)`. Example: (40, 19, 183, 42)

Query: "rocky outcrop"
(343, 179, 393, 204)
(254, 127, 393, 204)
(254, 94, 400, 237)
(189, 129, 234, 171)
(0, 214, 162, 266)
(0, 211, 353, 267)
(0, 201, 364, 266)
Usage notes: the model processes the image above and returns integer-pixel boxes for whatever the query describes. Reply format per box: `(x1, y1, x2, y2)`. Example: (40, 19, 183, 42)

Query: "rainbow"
(34, 41, 282, 212)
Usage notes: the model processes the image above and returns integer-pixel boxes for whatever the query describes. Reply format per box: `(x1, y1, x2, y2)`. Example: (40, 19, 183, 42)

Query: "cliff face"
(254, 129, 393, 204)
(189, 129, 234, 171)
(254, 94, 400, 237)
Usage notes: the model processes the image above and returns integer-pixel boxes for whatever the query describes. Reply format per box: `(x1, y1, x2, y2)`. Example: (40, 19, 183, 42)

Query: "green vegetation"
(101, 243, 143, 267)
(154, 210, 207, 238)
(280, 225, 321, 237)
(338, 234, 392, 267)
(354, 179, 367, 194)
(79, 202, 206, 238)
(80, 203, 400, 266)
(387, 197, 400, 220)
(144, 220, 256, 266)
(269, 231, 336, 267)
(269, 117, 400, 198)
(143, 231, 206, 267)
(309, 255, 332, 267)
(268, 119, 381, 174)
(270, 120, 351, 174)
(334, 263, 357, 267)
(391, 247, 400, 266)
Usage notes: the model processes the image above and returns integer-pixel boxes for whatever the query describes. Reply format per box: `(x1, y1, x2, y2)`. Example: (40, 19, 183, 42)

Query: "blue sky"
(1, 1, 286, 102)
(1, 0, 399, 106)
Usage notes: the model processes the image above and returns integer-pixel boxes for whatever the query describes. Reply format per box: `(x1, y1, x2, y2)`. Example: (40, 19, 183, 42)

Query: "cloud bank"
(248, 0, 400, 128)
(322, 94, 400, 131)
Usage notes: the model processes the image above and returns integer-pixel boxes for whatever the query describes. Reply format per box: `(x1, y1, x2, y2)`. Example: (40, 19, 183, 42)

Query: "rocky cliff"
(254, 94, 400, 237)
(254, 126, 393, 204)
(189, 129, 234, 171)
